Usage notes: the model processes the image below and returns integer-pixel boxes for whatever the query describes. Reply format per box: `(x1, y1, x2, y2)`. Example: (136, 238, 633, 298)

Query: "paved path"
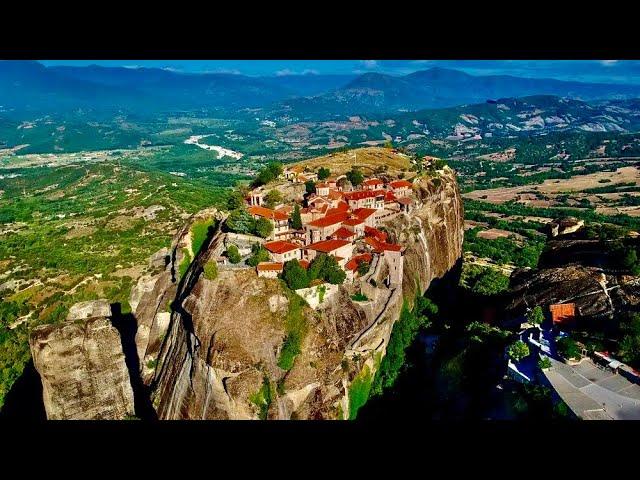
(544, 358, 640, 420)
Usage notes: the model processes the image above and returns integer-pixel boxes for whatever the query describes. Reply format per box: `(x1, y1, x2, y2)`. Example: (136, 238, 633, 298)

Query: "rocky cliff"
(27, 169, 464, 420)
(29, 301, 135, 420)
(145, 168, 464, 419)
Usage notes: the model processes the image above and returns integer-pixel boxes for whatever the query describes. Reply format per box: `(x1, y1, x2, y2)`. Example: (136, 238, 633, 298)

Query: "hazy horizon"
(35, 59, 640, 85)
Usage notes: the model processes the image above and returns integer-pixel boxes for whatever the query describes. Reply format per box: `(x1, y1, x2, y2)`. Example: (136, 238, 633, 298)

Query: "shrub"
(203, 261, 218, 280)
(226, 244, 242, 264)
(348, 365, 373, 420)
(508, 340, 530, 362)
(357, 261, 370, 276)
(351, 293, 368, 302)
(538, 356, 552, 369)
(226, 208, 255, 234)
(527, 306, 545, 326)
(291, 204, 303, 230)
(346, 168, 364, 186)
(247, 245, 270, 267)
(264, 189, 283, 209)
(277, 293, 306, 371)
(557, 337, 581, 360)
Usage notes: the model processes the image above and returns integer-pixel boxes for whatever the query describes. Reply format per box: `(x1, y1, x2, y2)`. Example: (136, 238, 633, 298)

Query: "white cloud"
(600, 60, 619, 66)
(302, 69, 319, 75)
(361, 60, 378, 69)
(275, 69, 295, 76)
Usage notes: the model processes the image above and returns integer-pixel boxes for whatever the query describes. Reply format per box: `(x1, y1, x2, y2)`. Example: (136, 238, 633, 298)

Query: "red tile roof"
(343, 189, 386, 201)
(248, 205, 289, 221)
(397, 197, 413, 205)
(364, 226, 387, 242)
(363, 178, 383, 187)
(389, 180, 413, 189)
(307, 211, 350, 228)
(328, 189, 343, 200)
(342, 217, 364, 227)
(299, 259, 310, 269)
(332, 227, 356, 239)
(263, 240, 300, 254)
(256, 262, 283, 272)
(353, 208, 376, 221)
(365, 237, 402, 253)
(306, 239, 352, 253)
(384, 191, 397, 202)
(325, 201, 349, 217)
(316, 182, 329, 189)
(345, 253, 373, 272)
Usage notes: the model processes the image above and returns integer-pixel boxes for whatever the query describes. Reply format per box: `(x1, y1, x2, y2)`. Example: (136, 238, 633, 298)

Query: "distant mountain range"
(3, 61, 640, 118)
(276, 68, 640, 119)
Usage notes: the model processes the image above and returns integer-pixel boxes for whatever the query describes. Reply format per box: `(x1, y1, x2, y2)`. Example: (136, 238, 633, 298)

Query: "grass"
(178, 249, 192, 279)
(351, 293, 368, 302)
(277, 292, 307, 371)
(348, 365, 373, 420)
(191, 218, 214, 257)
(203, 261, 218, 280)
(249, 376, 273, 420)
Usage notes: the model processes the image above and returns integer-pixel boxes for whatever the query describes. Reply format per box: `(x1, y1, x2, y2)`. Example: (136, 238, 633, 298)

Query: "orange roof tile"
(345, 253, 373, 271)
(307, 211, 350, 228)
(343, 189, 386, 201)
(306, 239, 352, 253)
(364, 226, 387, 242)
(353, 208, 376, 221)
(248, 205, 289, 221)
(363, 178, 383, 187)
(328, 189, 343, 200)
(332, 227, 356, 239)
(263, 241, 300, 254)
(342, 218, 364, 227)
(299, 259, 310, 269)
(389, 180, 413, 189)
(364, 237, 402, 253)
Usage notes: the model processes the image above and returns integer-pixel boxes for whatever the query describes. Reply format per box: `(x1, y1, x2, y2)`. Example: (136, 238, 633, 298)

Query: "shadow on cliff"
(0, 360, 46, 421)
(110, 303, 158, 421)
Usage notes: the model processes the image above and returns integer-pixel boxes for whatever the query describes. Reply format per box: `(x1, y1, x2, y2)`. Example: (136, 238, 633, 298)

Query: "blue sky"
(38, 60, 640, 84)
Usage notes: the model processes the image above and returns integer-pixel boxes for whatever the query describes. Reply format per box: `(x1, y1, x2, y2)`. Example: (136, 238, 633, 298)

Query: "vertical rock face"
(150, 169, 464, 420)
(29, 302, 135, 420)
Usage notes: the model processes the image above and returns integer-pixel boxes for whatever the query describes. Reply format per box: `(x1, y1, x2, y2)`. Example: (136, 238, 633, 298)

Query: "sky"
(38, 60, 640, 84)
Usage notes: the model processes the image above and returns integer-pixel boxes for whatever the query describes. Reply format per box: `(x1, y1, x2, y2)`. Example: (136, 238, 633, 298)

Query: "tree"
(254, 217, 274, 239)
(470, 267, 509, 296)
(226, 244, 241, 264)
(291, 204, 303, 230)
(346, 168, 364, 187)
(305, 180, 316, 195)
(317, 167, 330, 180)
(226, 208, 255, 234)
(227, 190, 245, 211)
(508, 340, 530, 362)
(527, 306, 545, 326)
(308, 254, 345, 285)
(247, 245, 270, 267)
(282, 260, 309, 290)
(264, 189, 283, 209)
(357, 261, 370, 277)
(252, 162, 284, 188)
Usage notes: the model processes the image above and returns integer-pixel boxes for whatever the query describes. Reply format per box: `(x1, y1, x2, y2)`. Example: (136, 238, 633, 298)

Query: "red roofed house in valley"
(389, 180, 413, 197)
(263, 240, 301, 263)
(304, 239, 354, 266)
(305, 211, 350, 244)
(343, 189, 385, 210)
(248, 205, 290, 240)
(256, 262, 283, 278)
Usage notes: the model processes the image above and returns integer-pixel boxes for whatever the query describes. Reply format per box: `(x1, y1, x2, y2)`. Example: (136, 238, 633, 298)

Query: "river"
(184, 135, 244, 160)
